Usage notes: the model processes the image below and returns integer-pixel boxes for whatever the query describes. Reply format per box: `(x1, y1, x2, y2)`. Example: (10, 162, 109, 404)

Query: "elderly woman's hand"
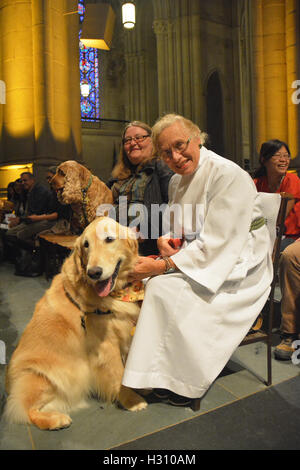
(128, 256, 166, 281)
(157, 236, 181, 257)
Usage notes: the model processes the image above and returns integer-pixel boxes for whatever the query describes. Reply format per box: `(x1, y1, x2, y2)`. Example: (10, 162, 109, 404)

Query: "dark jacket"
(26, 182, 54, 216)
(107, 159, 173, 255)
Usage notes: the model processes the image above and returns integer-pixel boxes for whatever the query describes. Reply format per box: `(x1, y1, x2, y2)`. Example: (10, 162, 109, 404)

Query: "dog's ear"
(79, 163, 91, 186)
(72, 235, 87, 274)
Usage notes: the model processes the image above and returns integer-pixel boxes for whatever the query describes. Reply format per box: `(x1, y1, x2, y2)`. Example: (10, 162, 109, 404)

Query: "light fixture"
(81, 4, 116, 50)
(80, 80, 90, 98)
(122, 2, 135, 29)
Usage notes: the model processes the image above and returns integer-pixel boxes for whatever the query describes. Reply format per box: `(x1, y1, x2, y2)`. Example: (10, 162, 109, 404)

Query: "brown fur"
(51, 160, 113, 232)
(5, 217, 147, 430)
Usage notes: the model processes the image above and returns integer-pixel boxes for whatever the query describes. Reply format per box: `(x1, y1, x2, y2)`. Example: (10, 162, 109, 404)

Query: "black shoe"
(153, 389, 170, 400)
(167, 392, 192, 407)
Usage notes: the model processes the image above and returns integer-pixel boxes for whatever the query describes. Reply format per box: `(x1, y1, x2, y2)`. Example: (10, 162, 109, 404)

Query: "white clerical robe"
(122, 147, 273, 398)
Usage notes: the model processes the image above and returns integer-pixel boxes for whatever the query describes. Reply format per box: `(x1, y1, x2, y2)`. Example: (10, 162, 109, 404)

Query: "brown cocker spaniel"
(52, 160, 113, 233)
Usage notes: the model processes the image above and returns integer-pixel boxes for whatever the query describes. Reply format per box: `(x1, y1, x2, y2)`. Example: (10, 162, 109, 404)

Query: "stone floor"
(0, 261, 299, 451)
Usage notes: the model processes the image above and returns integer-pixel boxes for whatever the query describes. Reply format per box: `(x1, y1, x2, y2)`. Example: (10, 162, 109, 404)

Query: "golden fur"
(51, 160, 113, 232)
(5, 217, 147, 430)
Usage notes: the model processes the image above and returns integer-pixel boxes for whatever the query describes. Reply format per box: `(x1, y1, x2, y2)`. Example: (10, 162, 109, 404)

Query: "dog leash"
(63, 285, 113, 324)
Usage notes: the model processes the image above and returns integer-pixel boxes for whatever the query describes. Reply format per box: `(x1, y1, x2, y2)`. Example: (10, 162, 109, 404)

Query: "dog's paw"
(29, 409, 72, 430)
(118, 387, 148, 412)
(127, 399, 148, 412)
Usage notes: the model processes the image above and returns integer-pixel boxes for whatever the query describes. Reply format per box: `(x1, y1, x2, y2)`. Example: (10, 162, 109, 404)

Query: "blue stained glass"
(78, 0, 100, 121)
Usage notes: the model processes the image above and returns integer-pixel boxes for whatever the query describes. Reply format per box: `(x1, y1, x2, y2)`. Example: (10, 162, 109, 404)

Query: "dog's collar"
(63, 285, 113, 316)
(82, 174, 93, 195)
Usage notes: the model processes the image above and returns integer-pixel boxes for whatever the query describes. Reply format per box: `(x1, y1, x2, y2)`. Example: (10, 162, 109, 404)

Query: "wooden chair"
(191, 193, 289, 412)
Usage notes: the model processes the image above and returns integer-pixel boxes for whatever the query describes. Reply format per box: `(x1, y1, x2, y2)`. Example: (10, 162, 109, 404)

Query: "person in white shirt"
(122, 113, 273, 406)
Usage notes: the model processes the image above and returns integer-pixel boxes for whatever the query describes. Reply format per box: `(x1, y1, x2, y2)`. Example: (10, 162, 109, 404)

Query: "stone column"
(263, 0, 287, 140)
(0, 0, 82, 179)
(285, 0, 299, 159)
(252, 0, 266, 154)
(152, 19, 168, 115)
(123, 0, 157, 125)
(252, 0, 299, 164)
(152, 0, 202, 124)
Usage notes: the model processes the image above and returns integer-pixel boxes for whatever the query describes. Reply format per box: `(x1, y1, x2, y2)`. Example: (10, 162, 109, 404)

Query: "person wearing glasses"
(253, 139, 300, 250)
(107, 120, 173, 255)
(122, 113, 273, 406)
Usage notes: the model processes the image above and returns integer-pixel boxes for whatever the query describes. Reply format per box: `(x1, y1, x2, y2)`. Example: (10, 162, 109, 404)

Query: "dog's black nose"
(87, 267, 103, 280)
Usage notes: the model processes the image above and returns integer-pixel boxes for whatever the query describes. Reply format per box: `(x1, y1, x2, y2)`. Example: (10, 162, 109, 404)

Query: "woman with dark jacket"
(107, 121, 173, 255)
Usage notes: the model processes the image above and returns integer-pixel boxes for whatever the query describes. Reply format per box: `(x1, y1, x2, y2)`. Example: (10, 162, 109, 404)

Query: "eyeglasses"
(159, 137, 192, 161)
(123, 134, 150, 145)
(271, 153, 291, 161)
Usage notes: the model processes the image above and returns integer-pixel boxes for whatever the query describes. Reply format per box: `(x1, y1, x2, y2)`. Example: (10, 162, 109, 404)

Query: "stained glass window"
(78, 0, 100, 121)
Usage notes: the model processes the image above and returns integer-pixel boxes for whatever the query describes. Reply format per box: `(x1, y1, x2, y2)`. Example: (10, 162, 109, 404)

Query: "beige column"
(167, 19, 176, 112)
(252, 0, 299, 162)
(252, 0, 266, 153)
(179, 5, 192, 118)
(263, 0, 287, 141)
(285, 0, 299, 159)
(0, 0, 82, 178)
(190, 12, 203, 126)
(153, 19, 169, 115)
(0, 0, 35, 160)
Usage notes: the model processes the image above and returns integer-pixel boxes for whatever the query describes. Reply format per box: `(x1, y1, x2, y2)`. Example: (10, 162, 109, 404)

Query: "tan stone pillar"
(0, 0, 82, 178)
(0, 0, 35, 160)
(263, 0, 288, 141)
(252, 0, 299, 162)
(190, 12, 203, 126)
(285, 0, 299, 159)
(252, 0, 266, 152)
(153, 19, 168, 115)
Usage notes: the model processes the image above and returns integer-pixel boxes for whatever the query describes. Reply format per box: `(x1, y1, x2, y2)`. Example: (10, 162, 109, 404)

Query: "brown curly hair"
(111, 121, 155, 180)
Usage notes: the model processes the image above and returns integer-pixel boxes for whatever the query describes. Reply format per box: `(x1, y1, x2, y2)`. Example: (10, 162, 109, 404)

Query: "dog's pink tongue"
(95, 277, 112, 297)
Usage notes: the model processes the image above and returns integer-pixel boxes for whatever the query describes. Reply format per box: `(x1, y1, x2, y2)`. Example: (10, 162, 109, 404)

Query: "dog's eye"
(105, 237, 115, 243)
(83, 240, 89, 248)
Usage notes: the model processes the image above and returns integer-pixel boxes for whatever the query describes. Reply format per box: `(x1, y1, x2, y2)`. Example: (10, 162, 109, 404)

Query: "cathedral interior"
(0, 0, 300, 452)
(0, 0, 299, 187)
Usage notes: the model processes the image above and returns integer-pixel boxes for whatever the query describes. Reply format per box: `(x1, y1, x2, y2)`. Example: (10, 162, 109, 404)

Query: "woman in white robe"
(122, 114, 273, 403)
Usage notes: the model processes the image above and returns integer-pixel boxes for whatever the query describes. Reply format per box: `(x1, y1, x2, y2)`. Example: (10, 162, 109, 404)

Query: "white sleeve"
(171, 167, 257, 294)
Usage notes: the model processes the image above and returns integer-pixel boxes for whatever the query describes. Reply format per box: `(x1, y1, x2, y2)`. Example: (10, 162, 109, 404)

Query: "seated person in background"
(253, 139, 300, 250)
(107, 121, 173, 256)
(5, 171, 57, 257)
(0, 179, 27, 261)
(122, 113, 273, 406)
(0, 183, 15, 221)
(274, 239, 300, 361)
(12, 178, 27, 218)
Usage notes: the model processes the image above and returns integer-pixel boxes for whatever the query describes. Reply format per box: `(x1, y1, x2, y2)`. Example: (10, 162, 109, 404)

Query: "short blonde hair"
(152, 113, 207, 154)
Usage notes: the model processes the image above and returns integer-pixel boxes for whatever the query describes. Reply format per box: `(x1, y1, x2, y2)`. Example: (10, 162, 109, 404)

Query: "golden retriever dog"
(5, 217, 147, 430)
(51, 160, 113, 233)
